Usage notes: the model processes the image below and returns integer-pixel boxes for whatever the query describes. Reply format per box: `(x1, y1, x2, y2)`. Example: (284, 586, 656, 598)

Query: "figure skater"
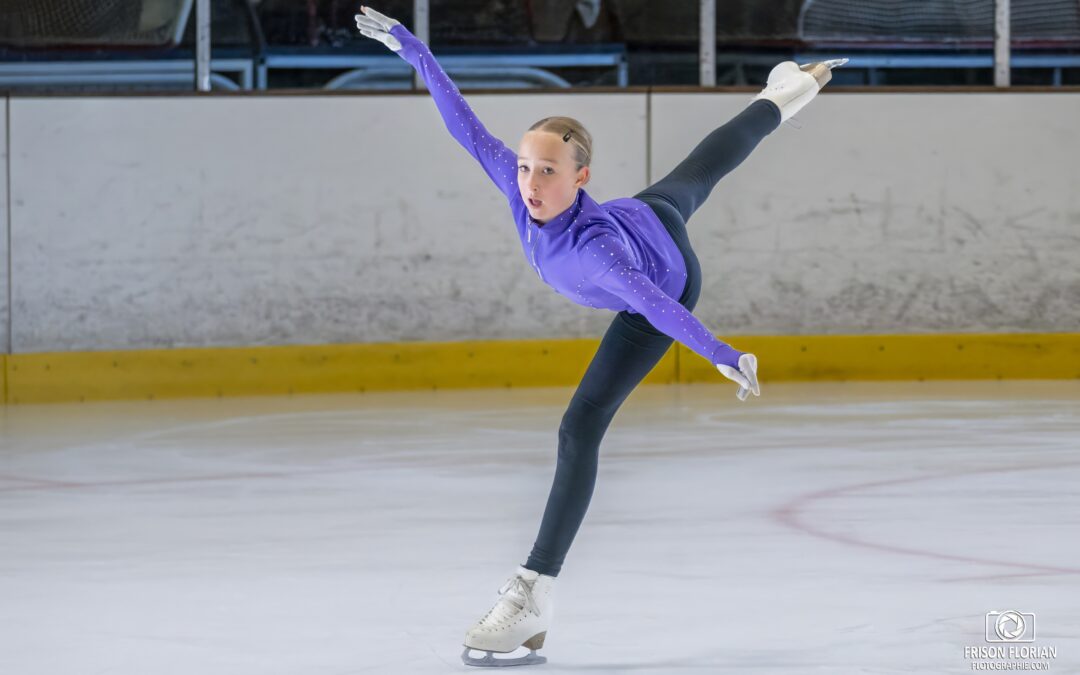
(355, 6, 845, 667)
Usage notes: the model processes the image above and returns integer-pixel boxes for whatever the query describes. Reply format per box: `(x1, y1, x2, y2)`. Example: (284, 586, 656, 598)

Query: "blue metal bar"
(325, 66, 571, 90)
(0, 72, 239, 89)
(792, 53, 1080, 68)
(262, 53, 625, 69)
(0, 59, 254, 89)
(0, 60, 252, 74)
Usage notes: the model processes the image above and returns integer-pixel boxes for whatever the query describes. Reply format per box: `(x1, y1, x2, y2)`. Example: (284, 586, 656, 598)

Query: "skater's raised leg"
(636, 58, 846, 224)
(635, 99, 781, 224)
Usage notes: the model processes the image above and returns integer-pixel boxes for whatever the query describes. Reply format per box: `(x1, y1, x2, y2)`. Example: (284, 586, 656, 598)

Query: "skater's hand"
(717, 353, 761, 401)
(354, 5, 402, 52)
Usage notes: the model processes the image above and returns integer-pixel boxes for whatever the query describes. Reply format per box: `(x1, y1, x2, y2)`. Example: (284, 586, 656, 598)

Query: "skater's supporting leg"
(635, 98, 781, 223)
(523, 315, 674, 577)
(524, 219, 703, 578)
(524, 315, 673, 574)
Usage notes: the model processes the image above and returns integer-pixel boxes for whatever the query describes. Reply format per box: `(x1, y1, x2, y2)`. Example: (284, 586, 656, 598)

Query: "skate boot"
(753, 58, 848, 123)
(461, 565, 555, 667)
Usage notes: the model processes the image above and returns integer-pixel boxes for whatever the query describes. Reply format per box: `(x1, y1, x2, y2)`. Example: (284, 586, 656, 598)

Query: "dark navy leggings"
(523, 99, 781, 577)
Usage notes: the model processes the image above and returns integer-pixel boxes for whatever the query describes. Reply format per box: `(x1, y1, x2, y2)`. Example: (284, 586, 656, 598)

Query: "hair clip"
(562, 130, 572, 142)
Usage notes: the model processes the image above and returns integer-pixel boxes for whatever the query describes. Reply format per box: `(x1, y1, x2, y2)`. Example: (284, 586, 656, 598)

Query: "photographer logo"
(963, 610, 1058, 671)
(988, 610, 1035, 643)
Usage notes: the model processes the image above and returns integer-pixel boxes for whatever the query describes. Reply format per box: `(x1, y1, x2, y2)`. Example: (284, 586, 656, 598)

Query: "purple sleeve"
(389, 24, 518, 201)
(578, 231, 745, 369)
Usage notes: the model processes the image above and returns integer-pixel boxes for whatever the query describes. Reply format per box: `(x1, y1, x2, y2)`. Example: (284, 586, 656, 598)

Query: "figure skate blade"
(461, 646, 547, 667)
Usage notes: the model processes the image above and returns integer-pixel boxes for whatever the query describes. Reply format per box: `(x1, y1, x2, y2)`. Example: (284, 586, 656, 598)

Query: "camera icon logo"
(985, 610, 1036, 643)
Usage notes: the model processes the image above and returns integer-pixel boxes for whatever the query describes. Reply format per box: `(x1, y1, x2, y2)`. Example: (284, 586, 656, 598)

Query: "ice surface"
(2, 380, 1078, 674)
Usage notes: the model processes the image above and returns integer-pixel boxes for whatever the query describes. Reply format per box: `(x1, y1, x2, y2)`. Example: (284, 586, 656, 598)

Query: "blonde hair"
(528, 116, 593, 171)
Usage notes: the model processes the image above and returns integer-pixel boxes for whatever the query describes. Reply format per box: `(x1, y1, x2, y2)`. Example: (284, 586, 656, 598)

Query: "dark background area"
(2, 0, 1079, 87)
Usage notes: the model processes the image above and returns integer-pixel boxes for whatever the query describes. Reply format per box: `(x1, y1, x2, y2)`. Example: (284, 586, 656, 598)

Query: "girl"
(354, 6, 843, 667)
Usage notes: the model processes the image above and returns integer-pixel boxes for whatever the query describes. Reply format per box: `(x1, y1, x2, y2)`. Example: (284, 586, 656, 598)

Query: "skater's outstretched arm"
(355, 7, 518, 201)
(578, 226, 741, 370)
(579, 228, 760, 397)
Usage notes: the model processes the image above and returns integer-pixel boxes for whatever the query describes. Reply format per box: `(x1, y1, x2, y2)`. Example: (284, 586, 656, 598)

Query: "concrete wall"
(4, 91, 1078, 354)
(8, 94, 643, 353)
(654, 93, 1080, 336)
(1, 99, 7, 355)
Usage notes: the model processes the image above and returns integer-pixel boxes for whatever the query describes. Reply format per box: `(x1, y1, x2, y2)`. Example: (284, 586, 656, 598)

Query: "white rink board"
(651, 93, 1080, 336)
(8, 94, 645, 352)
(0, 99, 7, 354)
(7, 92, 1080, 353)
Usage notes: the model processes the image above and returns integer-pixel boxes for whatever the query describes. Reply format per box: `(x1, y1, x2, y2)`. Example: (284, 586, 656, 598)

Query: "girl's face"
(517, 130, 590, 224)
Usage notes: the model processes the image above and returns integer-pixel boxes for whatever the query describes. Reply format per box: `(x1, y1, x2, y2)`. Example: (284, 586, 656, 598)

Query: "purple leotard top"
(390, 24, 743, 369)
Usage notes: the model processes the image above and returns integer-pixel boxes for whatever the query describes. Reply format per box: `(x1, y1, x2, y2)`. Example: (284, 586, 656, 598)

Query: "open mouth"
(528, 198, 542, 208)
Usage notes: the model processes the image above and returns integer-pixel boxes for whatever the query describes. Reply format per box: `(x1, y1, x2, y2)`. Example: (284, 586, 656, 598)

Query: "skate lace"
(479, 574, 540, 628)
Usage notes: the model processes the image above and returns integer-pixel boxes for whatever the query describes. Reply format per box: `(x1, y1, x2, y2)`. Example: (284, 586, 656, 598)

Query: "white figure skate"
(753, 58, 848, 123)
(461, 566, 555, 667)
